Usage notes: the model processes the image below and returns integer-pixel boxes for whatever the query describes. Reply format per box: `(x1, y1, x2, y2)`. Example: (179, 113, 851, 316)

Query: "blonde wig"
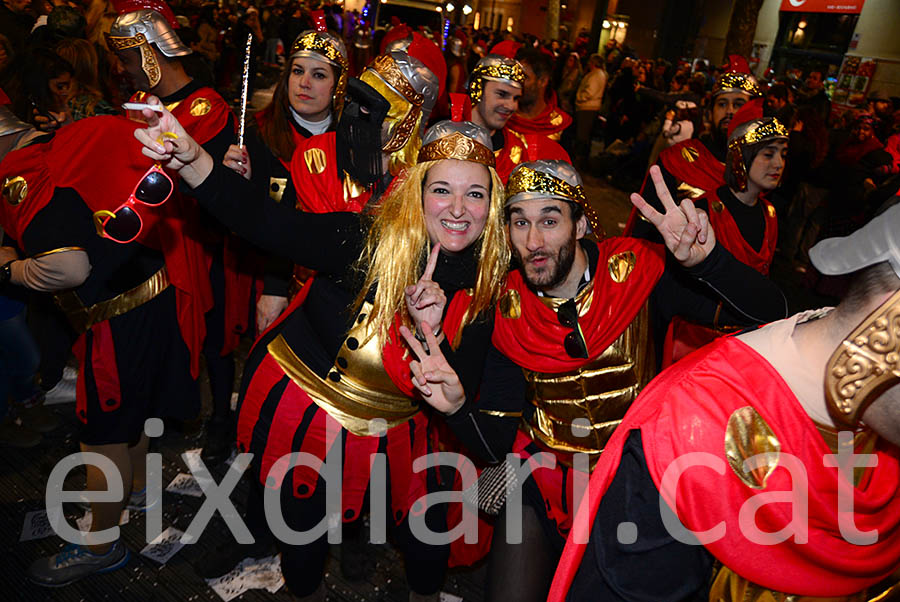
(353, 160, 510, 349)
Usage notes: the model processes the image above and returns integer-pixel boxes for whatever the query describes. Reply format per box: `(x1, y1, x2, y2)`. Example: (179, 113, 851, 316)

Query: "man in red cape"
(506, 46, 573, 142)
(0, 113, 212, 586)
(625, 55, 762, 237)
(107, 0, 241, 464)
(422, 161, 786, 601)
(462, 53, 570, 182)
(551, 205, 900, 601)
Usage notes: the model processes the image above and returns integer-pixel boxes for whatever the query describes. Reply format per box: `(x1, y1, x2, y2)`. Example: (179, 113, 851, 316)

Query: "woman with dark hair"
(662, 98, 788, 365)
(9, 47, 74, 131)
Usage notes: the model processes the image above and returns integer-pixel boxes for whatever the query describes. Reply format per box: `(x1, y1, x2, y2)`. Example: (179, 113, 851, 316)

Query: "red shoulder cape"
(131, 87, 231, 146)
(494, 127, 571, 183)
(551, 336, 900, 599)
(492, 238, 664, 373)
(506, 92, 572, 139)
(289, 132, 371, 213)
(0, 115, 213, 378)
(705, 190, 777, 276)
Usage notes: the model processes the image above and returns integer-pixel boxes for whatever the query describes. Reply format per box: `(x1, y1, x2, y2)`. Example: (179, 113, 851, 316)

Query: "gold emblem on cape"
(499, 289, 521, 319)
(607, 251, 636, 283)
(766, 204, 776, 218)
(725, 406, 781, 489)
(681, 146, 699, 163)
(711, 199, 725, 212)
(3, 176, 27, 206)
(189, 97, 212, 117)
(550, 112, 563, 127)
(508, 145, 522, 165)
(269, 177, 287, 203)
(304, 148, 328, 174)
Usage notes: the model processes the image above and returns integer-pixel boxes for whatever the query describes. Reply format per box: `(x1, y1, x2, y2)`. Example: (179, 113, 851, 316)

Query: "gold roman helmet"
(289, 30, 350, 117)
(418, 120, 494, 167)
(106, 9, 191, 88)
(468, 54, 525, 105)
(810, 204, 900, 428)
(360, 50, 440, 175)
(725, 98, 789, 192)
(506, 160, 603, 235)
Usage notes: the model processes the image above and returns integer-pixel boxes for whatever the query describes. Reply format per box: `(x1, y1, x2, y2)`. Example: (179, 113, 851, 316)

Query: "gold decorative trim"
(189, 97, 211, 117)
(32, 246, 85, 259)
(676, 181, 706, 199)
(3, 175, 27, 206)
(54, 267, 169, 333)
(680, 146, 699, 163)
(268, 177, 288, 203)
(371, 53, 424, 106)
(419, 132, 495, 167)
(105, 32, 146, 51)
(607, 251, 636, 283)
(304, 148, 328, 174)
(825, 288, 900, 427)
(267, 334, 420, 436)
(499, 289, 521, 319)
(713, 71, 762, 98)
(479, 409, 523, 418)
(468, 61, 525, 104)
(724, 406, 781, 490)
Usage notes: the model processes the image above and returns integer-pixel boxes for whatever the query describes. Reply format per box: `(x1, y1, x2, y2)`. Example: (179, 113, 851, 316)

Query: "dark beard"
(515, 235, 577, 292)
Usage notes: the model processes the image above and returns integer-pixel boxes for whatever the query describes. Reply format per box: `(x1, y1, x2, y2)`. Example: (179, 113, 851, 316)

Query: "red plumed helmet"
(406, 34, 448, 98)
(489, 40, 522, 59)
(727, 97, 764, 140)
(110, 0, 179, 28)
(724, 54, 751, 74)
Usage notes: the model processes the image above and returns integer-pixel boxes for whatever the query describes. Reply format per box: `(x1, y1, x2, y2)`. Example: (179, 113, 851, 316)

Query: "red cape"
(551, 336, 900, 599)
(289, 132, 371, 213)
(494, 127, 571, 184)
(624, 138, 725, 235)
(707, 191, 777, 276)
(0, 115, 213, 378)
(492, 238, 664, 372)
(506, 92, 572, 140)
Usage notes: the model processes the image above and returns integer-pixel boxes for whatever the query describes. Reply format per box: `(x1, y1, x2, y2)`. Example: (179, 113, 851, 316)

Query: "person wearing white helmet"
(552, 200, 900, 601)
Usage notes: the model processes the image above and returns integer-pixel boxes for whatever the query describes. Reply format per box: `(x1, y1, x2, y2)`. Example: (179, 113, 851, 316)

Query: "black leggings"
(245, 471, 450, 597)
(204, 253, 236, 423)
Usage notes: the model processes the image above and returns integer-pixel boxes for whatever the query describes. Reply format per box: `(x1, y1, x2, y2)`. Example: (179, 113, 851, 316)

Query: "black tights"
(486, 502, 560, 602)
(245, 476, 450, 597)
(204, 254, 235, 424)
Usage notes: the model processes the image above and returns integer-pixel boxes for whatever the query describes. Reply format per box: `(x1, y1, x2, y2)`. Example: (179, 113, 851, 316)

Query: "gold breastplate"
(521, 302, 655, 457)
(267, 302, 419, 436)
(708, 565, 898, 602)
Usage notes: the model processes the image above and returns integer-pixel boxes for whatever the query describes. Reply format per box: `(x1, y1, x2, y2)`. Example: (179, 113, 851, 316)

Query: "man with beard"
(107, 0, 241, 464)
(506, 47, 573, 142)
(465, 54, 570, 182)
(626, 55, 761, 239)
(408, 160, 788, 602)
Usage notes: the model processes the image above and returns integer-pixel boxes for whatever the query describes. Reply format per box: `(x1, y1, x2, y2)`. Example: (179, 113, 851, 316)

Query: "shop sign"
(779, 0, 865, 13)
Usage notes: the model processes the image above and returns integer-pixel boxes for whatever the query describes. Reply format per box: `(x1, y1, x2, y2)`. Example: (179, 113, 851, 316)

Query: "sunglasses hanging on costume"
(92, 163, 173, 243)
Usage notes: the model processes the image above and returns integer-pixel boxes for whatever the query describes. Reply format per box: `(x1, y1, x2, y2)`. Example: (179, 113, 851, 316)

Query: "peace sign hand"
(405, 244, 447, 339)
(399, 322, 465, 416)
(630, 165, 716, 267)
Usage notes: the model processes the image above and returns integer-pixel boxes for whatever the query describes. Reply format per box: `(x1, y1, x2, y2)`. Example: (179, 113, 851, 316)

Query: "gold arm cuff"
(31, 246, 86, 259)
(267, 334, 420, 436)
(54, 266, 169, 333)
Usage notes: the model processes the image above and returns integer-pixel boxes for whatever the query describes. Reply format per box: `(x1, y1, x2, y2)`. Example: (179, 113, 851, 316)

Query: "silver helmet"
(418, 120, 495, 167)
(106, 9, 190, 88)
(468, 54, 525, 104)
(506, 160, 603, 235)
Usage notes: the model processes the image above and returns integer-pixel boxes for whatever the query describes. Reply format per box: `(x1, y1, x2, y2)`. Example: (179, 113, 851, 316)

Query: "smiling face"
(287, 56, 336, 122)
(474, 80, 522, 133)
(422, 159, 491, 254)
(507, 197, 587, 291)
(747, 140, 788, 192)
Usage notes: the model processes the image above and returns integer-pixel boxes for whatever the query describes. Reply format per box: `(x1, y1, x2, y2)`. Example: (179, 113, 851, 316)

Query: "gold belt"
(267, 334, 420, 436)
(54, 266, 170, 333)
(709, 564, 897, 602)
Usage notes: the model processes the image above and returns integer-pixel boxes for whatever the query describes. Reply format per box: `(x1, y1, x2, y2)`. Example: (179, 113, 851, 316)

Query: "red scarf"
(0, 140, 54, 243)
(492, 238, 664, 373)
(707, 191, 777, 276)
(289, 131, 371, 213)
(506, 91, 572, 138)
(551, 336, 900, 599)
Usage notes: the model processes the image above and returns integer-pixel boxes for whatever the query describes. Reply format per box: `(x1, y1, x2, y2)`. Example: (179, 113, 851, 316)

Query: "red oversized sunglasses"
(92, 163, 174, 243)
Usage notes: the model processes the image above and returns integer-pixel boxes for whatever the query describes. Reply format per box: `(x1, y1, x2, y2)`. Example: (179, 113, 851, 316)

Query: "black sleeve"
(444, 344, 526, 465)
(262, 255, 293, 296)
(200, 112, 238, 165)
(187, 162, 367, 274)
(437, 313, 495, 411)
(567, 430, 713, 602)
(651, 244, 788, 329)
